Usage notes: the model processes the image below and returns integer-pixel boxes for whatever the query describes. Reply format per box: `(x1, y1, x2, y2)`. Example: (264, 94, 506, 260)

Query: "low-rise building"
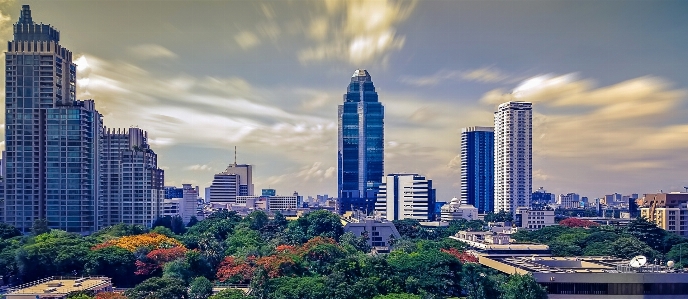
(515, 207, 556, 230)
(450, 230, 551, 257)
(479, 255, 688, 298)
(440, 197, 478, 221)
(6, 276, 113, 299)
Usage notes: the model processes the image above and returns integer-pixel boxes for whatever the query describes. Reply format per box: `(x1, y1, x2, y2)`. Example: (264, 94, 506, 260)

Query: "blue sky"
(1, 0, 687, 200)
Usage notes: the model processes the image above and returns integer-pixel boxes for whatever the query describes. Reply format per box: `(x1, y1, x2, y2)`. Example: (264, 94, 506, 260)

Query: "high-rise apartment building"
(3, 6, 102, 233)
(100, 128, 164, 228)
(494, 101, 532, 214)
(375, 174, 436, 221)
(461, 126, 494, 214)
(338, 69, 384, 214)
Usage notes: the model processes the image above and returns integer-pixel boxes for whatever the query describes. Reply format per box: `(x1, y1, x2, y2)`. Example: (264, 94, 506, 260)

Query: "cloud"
(479, 74, 688, 175)
(299, 0, 418, 65)
(186, 164, 213, 171)
(127, 44, 177, 60)
(401, 67, 510, 87)
(234, 31, 261, 49)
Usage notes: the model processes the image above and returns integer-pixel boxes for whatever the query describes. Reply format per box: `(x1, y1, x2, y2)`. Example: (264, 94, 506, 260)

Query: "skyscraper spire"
(234, 146, 237, 166)
(18, 5, 33, 25)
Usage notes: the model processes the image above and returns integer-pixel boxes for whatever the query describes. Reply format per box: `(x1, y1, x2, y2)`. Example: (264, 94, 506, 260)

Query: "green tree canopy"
(501, 273, 548, 299)
(188, 276, 214, 299)
(125, 277, 188, 299)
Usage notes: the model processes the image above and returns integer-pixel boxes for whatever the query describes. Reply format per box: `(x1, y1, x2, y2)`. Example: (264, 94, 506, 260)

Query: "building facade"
(338, 69, 384, 214)
(375, 173, 436, 221)
(514, 207, 556, 230)
(639, 192, 688, 237)
(208, 162, 253, 204)
(461, 126, 494, 214)
(100, 128, 164, 228)
(531, 187, 555, 208)
(558, 193, 581, 209)
(494, 101, 532, 214)
(3, 6, 102, 233)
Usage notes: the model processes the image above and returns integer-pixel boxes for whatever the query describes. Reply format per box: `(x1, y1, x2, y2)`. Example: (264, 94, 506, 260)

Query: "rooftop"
(8, 276, 112, 297)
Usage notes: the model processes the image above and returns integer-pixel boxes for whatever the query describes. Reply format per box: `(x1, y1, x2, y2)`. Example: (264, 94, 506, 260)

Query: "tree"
(31, 218, 50, 236)
(16, 230, 90, 281)
(66, 290, 95, 299)
(85, 246, 138, 287)
(188, 216, 200, 227)
(163, 259, 194, 283)
(611, 237, 657, 259)
(667, 242, 688, 268)
(0, 223, 22, 239)
(625, 217, 667, 252)
(484, 210, 513, 223)
(501, 273, 548, 299)
(559, 218, 600, 228)
(125, 277, 188, 299)
(285, 210, 344, 244)
(188, 276, 214, 299)
(94, 292, 127, 299)
(460, 263, 502, 299)
(224, 227, 265, 257)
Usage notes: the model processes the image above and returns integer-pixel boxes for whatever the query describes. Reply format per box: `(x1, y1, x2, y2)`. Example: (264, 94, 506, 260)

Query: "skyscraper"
(375, 173, 436, 221)
(3, 6, 102, 233)
(338, 69, 384, 214)
(208, 161, 253, 204)
(100, 128, 164, 228)
(460, 126, 494, 214)
(494, 101, 532, 214)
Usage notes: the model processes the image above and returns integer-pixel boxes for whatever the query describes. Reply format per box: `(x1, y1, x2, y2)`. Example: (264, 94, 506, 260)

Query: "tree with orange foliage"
(92, 233, 184, 252)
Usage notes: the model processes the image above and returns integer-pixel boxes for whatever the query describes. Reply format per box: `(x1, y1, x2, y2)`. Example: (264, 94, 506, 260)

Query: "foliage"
(0, 223, 22, 239)
(284, 210, 344, 244)
(500, 273, 548, 299)
(625, 217, 667, 252)
(484, 210, 514, 223)
(152, 215, 187, 235)
(667, 242, 688, 268)
(124, 277, 188, 299)
(31, 218, 50, 236)
(188, 276, 214, 299)
(93, 232, 184, 252)
(135, 246, 189, 275)
(86, 246, 138, 287)
(216, 256, 256, 283)
(460, 263, 503, 299)
(16, 230, 91, 281)
(559, 217, 600, 228)
(66, 290, 95, 299)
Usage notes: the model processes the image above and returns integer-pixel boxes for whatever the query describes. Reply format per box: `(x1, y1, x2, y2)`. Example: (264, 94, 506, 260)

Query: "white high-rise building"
(558, 193, 580, 209)
(494, 101, 532, 214)
(375, 174, 436, 221)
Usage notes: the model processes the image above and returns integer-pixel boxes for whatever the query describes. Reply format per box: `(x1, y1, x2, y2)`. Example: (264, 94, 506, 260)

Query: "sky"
(0, 0, 687, 201)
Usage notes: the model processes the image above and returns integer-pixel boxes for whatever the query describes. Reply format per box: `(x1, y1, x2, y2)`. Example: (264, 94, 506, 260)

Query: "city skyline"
(0, 1, 687, 200)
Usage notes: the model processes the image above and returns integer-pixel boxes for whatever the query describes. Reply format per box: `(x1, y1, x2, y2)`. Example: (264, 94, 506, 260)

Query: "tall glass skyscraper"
(460, 126, 494, 214)
(3, 5, 102, 233)
(338, 69, 384, 214)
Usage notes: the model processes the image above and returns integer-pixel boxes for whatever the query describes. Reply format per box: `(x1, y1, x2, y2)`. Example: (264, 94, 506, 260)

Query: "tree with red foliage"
(216, 256, 256, 283)
(95, 292, 128, 299)
(441, 248, 479, 263)
(559, 218, 600, 228)
(134, 246, 188, 275)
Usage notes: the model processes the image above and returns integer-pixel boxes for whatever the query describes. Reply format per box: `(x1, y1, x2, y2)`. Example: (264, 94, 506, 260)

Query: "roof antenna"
(234, 146, 237, 165)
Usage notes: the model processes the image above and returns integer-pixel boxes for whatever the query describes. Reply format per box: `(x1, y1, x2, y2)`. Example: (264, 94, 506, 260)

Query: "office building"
(639, 192, 688, 237)
(179, 184, 199, 224)
(375, 173, 436, 221)
(164, 186, 184, 199)
(514, 207, 556, 230)
(494, 101, 532, 214)
(237, 191, 302, 211)
(531, 187, 555, 208)
(461, 126, 494, 214)
(558, 193, 581, 209)
(338, 69, 384, 214)
(100, 128, 164, 228)
(208, 159, 253, 204)
(3, 6, 102, 233)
